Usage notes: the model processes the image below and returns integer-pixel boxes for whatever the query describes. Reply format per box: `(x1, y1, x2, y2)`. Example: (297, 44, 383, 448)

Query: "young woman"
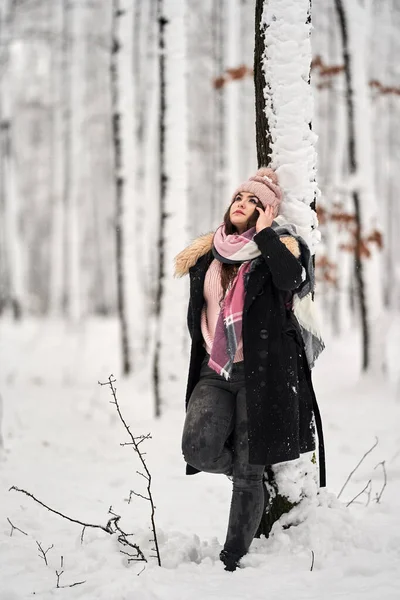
(175, 168, 324, 572)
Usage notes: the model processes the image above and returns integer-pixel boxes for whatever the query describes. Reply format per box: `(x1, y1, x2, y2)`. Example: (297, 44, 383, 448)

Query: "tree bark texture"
(334, 0, 369, 370)
(254, 0, 272, 167)
(254, 0, 317, 539)
(111, 0, 131, 375)
(153, 0, 168, 417)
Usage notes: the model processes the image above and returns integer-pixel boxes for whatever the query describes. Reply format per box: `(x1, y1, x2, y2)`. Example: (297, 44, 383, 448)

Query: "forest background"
(1, 0, 400, 408)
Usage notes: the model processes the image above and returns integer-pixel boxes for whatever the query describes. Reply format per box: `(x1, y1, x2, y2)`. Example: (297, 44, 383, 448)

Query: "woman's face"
(230, 191, 260, 233)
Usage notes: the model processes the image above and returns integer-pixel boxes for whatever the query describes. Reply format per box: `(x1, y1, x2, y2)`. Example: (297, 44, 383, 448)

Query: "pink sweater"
(200, 259, 244, 362)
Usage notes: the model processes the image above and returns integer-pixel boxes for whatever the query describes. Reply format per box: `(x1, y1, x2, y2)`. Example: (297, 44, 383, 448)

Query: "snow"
(261, 0, 320, 254)
(1, 318, 400, 599)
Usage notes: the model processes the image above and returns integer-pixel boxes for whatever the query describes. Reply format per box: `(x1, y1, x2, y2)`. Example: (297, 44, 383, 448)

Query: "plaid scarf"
(208, 225, 259, 379)
(208, 221, 325, 379)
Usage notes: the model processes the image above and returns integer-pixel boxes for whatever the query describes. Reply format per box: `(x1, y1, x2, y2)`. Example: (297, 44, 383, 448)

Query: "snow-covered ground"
(1, 319, 400, 599)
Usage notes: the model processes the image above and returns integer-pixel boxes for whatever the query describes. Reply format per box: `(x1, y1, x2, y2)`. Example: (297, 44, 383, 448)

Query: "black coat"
(184, 227, 323, 479)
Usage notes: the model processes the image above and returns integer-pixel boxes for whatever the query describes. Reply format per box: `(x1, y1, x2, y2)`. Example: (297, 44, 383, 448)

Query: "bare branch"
(10, 486, 146, 562)
(7, 518, 28, 537)
(310, 550, 315, 572)
(10, 487, 111, 534)
(346, 479, 372, 507)
(36, 541, 54, 566)
(337, 437, 378, 499)
(99, 375, 161, 566)
(374, 461, 387, 503)
(127, 490, 150, 503)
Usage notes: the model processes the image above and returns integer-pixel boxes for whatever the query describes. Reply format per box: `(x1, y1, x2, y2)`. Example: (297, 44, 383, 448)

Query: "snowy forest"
(1, 0, 400, 598)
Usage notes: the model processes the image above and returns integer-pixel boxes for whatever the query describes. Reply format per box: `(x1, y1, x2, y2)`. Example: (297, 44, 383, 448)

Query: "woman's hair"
(219, 197, 264, 300)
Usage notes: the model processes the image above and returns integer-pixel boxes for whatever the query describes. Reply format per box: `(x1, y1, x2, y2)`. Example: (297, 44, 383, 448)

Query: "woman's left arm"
(254, 226, 303, 291)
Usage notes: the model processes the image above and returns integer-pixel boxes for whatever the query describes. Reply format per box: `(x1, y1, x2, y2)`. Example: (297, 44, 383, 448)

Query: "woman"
(175, 168, 324, 572)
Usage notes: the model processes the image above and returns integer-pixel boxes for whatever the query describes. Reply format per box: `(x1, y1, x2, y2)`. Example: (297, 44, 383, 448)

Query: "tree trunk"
(0, 0, 23, 320)
(111, 0, 131, 375)
(49, 0, 68, 317)
(153, 0, 168, 417)
(334, 0, 369, 369)
(254, 0, 319, 539)
(254, 0, 272, 167)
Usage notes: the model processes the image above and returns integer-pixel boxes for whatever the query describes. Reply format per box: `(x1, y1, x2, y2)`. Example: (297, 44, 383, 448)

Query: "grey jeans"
(182, 356, 265, 559)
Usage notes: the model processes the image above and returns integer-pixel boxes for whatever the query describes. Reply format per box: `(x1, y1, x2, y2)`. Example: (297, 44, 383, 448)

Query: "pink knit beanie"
(232, 167, 282, 211)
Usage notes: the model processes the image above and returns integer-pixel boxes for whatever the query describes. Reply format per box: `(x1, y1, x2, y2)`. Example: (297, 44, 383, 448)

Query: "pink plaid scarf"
(208, 225, 261, 379)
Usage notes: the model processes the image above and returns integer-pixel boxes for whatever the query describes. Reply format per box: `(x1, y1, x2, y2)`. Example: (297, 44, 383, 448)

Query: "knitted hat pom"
(253, 167, 279, 185)
(231, 166, 282, 210)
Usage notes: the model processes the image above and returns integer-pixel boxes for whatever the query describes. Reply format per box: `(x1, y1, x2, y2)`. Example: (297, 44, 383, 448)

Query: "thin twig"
(310, 550, 315, 572)
(337, 437, 378, 499)
(127, 490, 150, 503)
(55, 567, 85, 589)
(36, 541, 54, 566)
(99, 375, 161, 566)
(10, 487, 111, 534)
(10, 487, 146, 562)
(7, 517, 28, 537)
(57, 580, 86, 589)
(374, 461, 387, 503)
(346, 479, 372, 507)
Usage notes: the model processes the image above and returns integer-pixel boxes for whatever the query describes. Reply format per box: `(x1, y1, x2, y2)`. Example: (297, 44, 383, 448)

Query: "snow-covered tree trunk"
(334, 0, 384, 372)
(156, 0, 189, 412)
(152, 0, 168, 416)
(187, 0, 219, 236)
(0, 0, 24, 320)
(132, 0, 159, 358)
(254, 0, 320, 538)
(110, 0, 132, 375)
(48, 0, 68, 317)
(66, 0, 84, 322)
(238, 0, 257, 180)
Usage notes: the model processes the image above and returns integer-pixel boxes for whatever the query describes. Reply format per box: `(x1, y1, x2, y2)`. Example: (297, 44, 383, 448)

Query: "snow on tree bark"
(66, 0, 85, 322)
(152, 0, 168, 416)
(111, 0, 131, 375)
(156, 0, 189, 411)
(334, 0, 384, 371)
(49, 0, 68, 317)
(254, 0, 320, 539)
(0, 0, 24, 319)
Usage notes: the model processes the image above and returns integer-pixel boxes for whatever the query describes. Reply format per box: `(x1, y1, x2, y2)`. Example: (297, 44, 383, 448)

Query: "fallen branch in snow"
(9, 486, 146, 564)
(337, 437, 378, 499)
(346, 479, 372, 508)
(55, 556, 86, 589)
(36, 541, 54, 566)
(374, 461, 387, 503)
(99, 375, 161, 566)
(7, 517, 28, 537)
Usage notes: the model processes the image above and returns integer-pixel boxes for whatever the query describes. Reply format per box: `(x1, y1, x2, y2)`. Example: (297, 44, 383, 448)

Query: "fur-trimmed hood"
(174, 231, 300, 277)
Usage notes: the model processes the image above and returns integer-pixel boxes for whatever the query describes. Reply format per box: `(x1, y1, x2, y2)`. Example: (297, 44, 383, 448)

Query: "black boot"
(219, 549, 243, 572)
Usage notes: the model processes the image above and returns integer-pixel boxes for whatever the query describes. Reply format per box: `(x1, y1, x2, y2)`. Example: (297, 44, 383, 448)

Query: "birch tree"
(66, 0, 85, 322)
(48, 0, 69, 317)
(334, 0, 384, 371)
(152, 0, 168, 415)
(0, 0, 24, 319)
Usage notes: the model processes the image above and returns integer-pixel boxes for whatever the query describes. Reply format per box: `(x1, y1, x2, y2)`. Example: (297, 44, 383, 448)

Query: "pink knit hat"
(232, 167, 282, 211)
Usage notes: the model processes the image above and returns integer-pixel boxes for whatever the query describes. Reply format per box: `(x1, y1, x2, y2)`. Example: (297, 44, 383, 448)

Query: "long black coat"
(182, 227, 319, 476)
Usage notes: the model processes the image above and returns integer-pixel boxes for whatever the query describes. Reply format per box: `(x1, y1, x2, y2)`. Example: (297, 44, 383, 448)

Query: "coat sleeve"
(253, 227, 303, 291)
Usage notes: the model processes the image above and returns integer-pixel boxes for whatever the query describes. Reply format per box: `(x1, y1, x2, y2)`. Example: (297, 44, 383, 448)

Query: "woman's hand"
(255, 205, 275, 233)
